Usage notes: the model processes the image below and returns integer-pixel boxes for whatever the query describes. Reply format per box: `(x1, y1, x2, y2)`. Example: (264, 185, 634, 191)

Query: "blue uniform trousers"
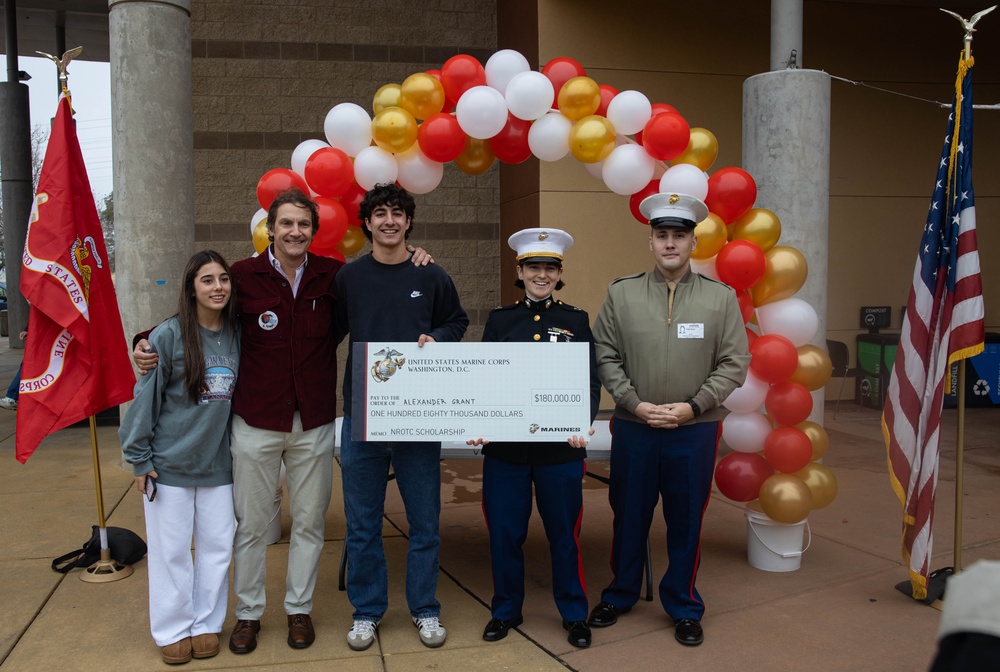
(482, 457, 588, 622)
(601, 418, 719, 621)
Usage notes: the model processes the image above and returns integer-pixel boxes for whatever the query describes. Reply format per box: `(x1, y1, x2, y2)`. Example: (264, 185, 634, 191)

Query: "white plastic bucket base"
(745, 506, 811, 572)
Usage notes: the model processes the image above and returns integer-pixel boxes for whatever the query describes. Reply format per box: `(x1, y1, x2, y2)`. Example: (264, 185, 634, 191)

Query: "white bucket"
(744, 503, 811, 572)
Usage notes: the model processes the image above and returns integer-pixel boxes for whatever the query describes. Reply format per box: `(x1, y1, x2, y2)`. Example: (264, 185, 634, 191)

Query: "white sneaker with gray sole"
(347, 620, 379, 651)
(412, 616, 446, 648)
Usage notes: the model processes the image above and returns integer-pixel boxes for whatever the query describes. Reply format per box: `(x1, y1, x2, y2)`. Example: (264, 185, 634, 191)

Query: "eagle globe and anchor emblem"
(370, 348, 407, 383)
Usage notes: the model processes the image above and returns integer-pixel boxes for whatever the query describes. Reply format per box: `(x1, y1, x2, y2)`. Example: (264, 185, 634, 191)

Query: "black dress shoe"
(587, 601, 631, 627)
(482, 616, 523, 642)
(562, 620, 592, 648)
(674, 618, 704, 646)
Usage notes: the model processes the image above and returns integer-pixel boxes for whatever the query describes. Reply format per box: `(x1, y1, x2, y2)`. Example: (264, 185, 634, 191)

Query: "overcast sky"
(2, 55, 113, 198)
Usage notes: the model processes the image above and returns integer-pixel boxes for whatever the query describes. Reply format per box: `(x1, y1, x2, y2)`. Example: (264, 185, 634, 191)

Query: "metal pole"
(5, 0, 18, 83)
(954, 364, 966, 574)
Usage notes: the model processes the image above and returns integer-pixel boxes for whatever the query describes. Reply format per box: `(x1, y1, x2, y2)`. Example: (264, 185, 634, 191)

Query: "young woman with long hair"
(120, 250, 240, 665)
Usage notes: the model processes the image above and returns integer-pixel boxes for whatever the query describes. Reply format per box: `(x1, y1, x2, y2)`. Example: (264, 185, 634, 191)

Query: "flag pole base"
(79, 558, 134, 583)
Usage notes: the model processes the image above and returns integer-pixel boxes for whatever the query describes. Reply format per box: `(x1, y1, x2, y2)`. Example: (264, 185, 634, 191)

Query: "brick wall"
(190, 0, 499, 349)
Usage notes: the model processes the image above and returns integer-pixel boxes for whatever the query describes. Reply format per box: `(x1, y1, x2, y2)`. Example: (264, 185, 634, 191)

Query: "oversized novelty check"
(351, 342, 592, 442)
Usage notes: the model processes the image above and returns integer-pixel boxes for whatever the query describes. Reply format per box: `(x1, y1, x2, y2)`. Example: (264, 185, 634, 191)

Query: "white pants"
(143, 483, 235, 646)
(230, 413, 334, 618)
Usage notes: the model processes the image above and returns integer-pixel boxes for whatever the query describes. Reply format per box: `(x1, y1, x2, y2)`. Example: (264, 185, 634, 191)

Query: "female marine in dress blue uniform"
(470, 229, 601, 648)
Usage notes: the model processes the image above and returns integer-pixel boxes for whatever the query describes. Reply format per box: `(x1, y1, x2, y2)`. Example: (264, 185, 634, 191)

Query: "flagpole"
(80, 416, 133, 582)
(954, 366, 966, 575)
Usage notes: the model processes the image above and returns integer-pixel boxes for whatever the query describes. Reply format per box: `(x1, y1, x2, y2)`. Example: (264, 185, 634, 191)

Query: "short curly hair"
(358, 183, 416, 241)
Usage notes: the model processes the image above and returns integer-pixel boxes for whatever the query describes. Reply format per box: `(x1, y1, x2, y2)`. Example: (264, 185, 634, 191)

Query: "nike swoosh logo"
(410, 291, 423, 298)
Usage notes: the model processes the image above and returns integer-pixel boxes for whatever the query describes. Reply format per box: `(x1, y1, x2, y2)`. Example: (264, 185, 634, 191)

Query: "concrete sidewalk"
(1, 339, 997, 671)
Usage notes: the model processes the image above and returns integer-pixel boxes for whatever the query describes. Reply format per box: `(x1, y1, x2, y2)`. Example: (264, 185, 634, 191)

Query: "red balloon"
(337, 182, 366, 226)
(714, 452, 774, 502)
(764, 426, 813, 473)
(304, 147, 354, 198)
(715, 240, 766, 290)
(634, 102, 679, 145)
(765, 381, 813, 427)
(439, 54, 486, 106)
(745, 327, 759, 348)
(256, 168, 310, 210)
(749, 334, 799, 384)
(541, 56, 586, 108)
(706, 167, 757, 224)
(313, 197, 350, 252)
(418, 113, 467, 163)
(639, 112, 690, 161)
(490, 113, 533, 164)
(596, 84, 619, 117)
(425, 70, 455, 113)
(737, 290, 755, 324)
(629, 180, 660, 224)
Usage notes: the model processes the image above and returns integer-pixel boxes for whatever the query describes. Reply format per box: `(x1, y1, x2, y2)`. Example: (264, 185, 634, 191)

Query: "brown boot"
(228, 619, 261, 654)
(191, 633, 220, 659)
(161, 637, 192, 665)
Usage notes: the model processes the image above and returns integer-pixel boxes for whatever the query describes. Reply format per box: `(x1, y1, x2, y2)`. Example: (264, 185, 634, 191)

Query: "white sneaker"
(0, 397, 16, 411)
(347, 620, 379, 651)
(412, 615, 446, 648)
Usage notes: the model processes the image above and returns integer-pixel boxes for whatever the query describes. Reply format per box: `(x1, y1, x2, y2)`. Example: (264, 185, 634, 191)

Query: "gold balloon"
(568, 115, 616, 163)
(730, 208, 782, 251)
(795, 420, 829, 461)
(372, 107, 418, 153)
(790, 344, 834, 391)
(337, 225, 367, 256)
(673, 127, 719, 171)
(758, 474, 813, 524)
(372, 83, 402, 114)
(749, 246, 808, 306)
(793, 462, 838, 509)
(252, 220, 270, 255)
(400, 72, 445, 120)
(557, 76, 601, 121)
(455, 136, 495, 175)
(691, 213, 727, 260)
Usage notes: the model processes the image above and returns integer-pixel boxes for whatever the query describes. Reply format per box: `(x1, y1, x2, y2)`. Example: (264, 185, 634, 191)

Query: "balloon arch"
(250, 50, 837, 525)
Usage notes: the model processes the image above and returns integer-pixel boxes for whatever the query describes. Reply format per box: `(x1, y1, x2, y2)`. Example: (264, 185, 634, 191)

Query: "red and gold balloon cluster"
(709, 214, 836, 524)
(247, 50, 769, 260)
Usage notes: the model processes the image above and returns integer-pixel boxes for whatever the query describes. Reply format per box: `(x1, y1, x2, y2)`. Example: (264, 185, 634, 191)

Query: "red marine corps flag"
(16, 95, 135, 463)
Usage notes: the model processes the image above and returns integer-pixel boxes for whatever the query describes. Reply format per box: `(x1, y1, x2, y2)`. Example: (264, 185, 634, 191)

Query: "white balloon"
(527, 112, 572, 162)
(756, 298, 819, 347)
(584, 160, 605, 179)
(722, 411, 773, 453)
(505, 71, 555, 121)
(324, 103, 372, 157)
(659, 163, 709, 201)
(690, 256, 720, 281)
(723, 370, 769, 413)
(602, 144, 656, 195)
(395, 146, 444, 195)
(250, 207, 267, 235)
(484, 49, 530, 95)
(353, 146, 398, 191)
(455, 85, 509, 139)
(290, 139, 330, 177)
(606, 90, 652, 136)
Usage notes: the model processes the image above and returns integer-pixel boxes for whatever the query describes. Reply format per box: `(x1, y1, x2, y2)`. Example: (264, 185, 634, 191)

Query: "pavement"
(1, 338, 998, 672)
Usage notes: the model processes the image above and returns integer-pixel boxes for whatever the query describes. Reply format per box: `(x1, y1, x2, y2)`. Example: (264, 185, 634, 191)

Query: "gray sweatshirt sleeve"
(118, 322, 175, 476)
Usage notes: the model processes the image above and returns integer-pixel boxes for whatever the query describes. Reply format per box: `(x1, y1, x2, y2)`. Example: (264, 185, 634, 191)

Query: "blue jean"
(7, 364, 21, 400)
(340, 415, 442, 622)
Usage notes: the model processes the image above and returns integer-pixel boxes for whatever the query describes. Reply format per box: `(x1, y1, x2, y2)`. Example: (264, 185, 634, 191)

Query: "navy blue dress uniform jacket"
(481, 296, 601, 464)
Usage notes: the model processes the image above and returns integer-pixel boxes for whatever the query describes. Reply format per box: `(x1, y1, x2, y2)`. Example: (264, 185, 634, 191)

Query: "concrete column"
(771, 0, 803, 71)
(0, 81, 32, 347)
(109, 0, 194, 340)
(743, 69, 830, 424)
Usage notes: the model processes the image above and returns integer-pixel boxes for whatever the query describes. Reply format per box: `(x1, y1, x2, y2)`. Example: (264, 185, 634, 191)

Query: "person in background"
(0, 329, 28, 411)
(588, 192, 749, 647)
(468, 228, 601, 649)
(120, 250, 240, 665)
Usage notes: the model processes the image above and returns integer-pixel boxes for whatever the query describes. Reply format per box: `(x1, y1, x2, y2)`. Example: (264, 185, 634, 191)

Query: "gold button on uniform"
(533, 315, 540, 322)
(533, 334, 540, 341)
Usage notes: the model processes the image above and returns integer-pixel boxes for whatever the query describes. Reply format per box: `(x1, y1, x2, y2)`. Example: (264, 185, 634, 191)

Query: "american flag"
(882, 57, 985, 600)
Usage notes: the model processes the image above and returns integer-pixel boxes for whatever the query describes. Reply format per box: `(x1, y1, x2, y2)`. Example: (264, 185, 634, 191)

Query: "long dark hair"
(178, 250, 237, 403)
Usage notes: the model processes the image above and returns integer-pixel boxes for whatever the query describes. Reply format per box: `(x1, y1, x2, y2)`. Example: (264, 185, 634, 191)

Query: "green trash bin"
(856, 334, 899, 410)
